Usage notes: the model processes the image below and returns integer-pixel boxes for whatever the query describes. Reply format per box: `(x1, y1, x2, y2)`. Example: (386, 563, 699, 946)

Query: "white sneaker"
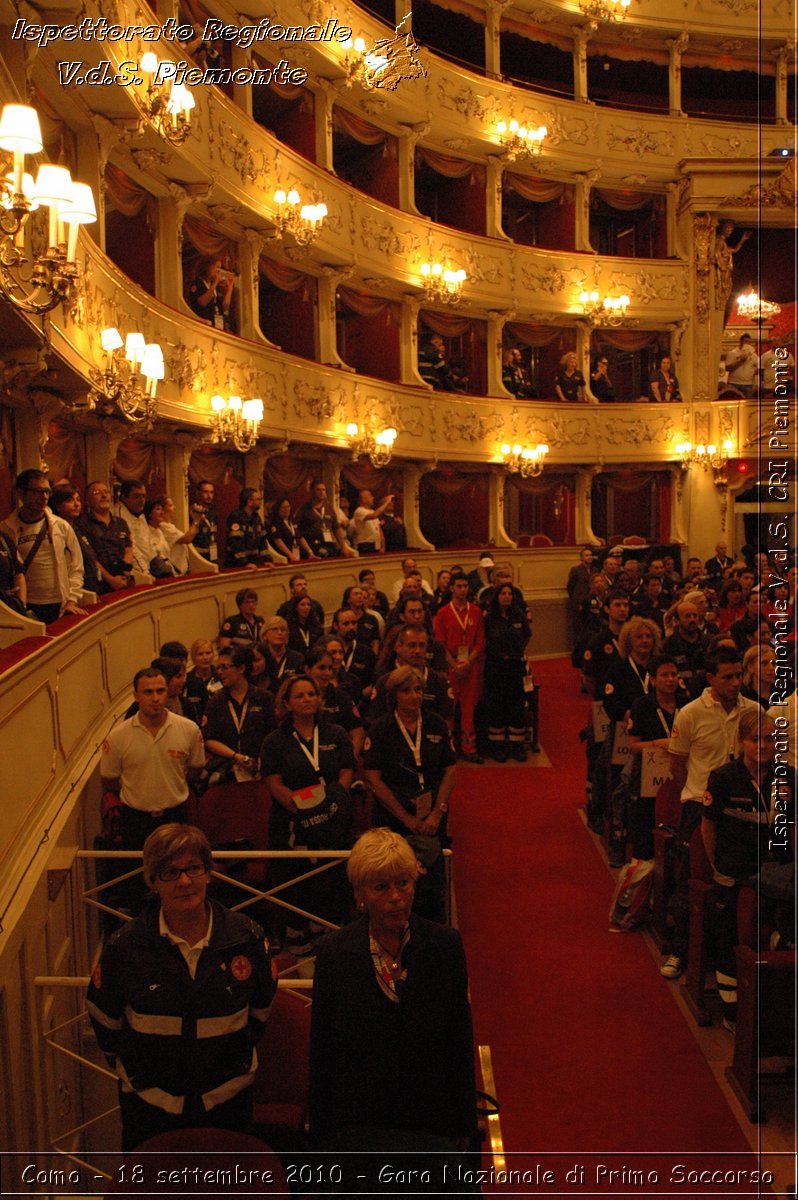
(660, 955, 683, 979)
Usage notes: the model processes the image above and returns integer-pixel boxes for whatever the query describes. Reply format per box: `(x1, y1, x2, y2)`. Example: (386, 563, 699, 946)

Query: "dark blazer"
(309, 914, 476, 1141)
(566, 562, 592, 611)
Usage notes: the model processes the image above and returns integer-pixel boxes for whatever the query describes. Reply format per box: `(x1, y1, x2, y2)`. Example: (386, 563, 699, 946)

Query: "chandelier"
(420, 261, 467, 305)
(579, 290, 631, 326)
(346, 423, 397, 468)
(501, 442, 549, 478)
(210, 394, 263, 452)
(138, 55, 196, 145)
(89, 329, 164, 425)
(495, 120, 547, 162)
(0, 104, 96, 314)
(736, 289, 781, 321)
(579, 0, 632, 21)
(272, 190, 328, 247)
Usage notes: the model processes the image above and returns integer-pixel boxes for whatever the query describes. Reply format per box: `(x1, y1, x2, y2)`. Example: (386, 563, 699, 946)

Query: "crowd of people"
(87, 549, 532, 1158)
(567, 539, 796, 1031)
(0, 472, 415, 624)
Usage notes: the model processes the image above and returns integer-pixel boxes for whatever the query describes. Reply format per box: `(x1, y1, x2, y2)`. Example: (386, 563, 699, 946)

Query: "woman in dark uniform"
(483, 582, 532, 762)
(363, 666, 457, 921)
(309, 827, 476, 1172)
(201, 645, 275, 787)
(625, 654, 690, 859)
(261, 674, 356, 954)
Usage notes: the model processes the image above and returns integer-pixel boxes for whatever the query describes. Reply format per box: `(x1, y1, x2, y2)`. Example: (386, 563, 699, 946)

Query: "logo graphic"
(362, 14, 426, 91)
(230, 954, 253, 981)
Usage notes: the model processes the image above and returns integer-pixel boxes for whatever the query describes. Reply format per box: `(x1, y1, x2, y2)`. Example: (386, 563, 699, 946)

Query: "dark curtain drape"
(419, 468, 489, 547)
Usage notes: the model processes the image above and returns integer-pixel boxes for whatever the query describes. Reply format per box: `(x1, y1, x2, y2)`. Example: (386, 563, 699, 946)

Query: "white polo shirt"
(668, 688, 760, 803)
(101, 711, 205, 813)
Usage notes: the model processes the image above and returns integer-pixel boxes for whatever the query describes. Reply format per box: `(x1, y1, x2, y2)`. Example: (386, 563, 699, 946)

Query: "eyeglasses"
(25, 487, 51, 496)
(157, 862, 207, 882)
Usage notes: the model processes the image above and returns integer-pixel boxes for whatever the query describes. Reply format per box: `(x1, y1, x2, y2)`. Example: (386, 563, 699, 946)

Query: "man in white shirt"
(1, 468, 86, 624)
(114, 478, 151, 573)
(725, 333, 760, 396)
(659, 646, 760, 978)
(350, 489, 395, 554)
(101, 667, 206, 849)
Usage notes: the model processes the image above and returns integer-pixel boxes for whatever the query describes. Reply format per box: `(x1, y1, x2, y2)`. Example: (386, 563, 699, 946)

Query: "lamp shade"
(60, 182, 97, 225)
(100, 327, 124, 353)
(125, 332, 146, 366)
(32, 164, 73, 206)
(141, 344, 165, 381)
(0, 105, 43, 156)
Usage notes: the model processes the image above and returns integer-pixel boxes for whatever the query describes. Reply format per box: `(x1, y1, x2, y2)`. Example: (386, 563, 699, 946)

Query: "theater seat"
(529, 534, 553, 547)
(106, 1128, 287, 1194)
(651, 779, 681, 947)
(726, 885, 796, 1121)
(684, 826, 715, 1025)
(195, 781, 271, 888)
(253, 988, 311, 1139)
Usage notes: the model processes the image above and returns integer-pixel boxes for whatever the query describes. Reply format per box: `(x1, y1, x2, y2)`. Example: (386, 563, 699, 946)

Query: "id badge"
(292, 781, 327, 809)
(523, 675, 535, 693)
(457, 645, 469, 663)
(213, 311, 225, 330)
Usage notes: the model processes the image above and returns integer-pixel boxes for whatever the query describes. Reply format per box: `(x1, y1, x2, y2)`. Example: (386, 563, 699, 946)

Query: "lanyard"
(655, 706, 673, 737)
(628, 658, 651, 693)
(344, 645, 355, 673)
(395, 712, 424, 789)
(298, 627, 310, 647)
(227, 695, 250, 746)
(451, 604, 471, 635)
(293, 725, 320, 776)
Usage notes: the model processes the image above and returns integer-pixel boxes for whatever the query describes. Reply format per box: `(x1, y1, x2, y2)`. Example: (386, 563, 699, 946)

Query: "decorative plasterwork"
(607, 127, 675, 157)
(720, 158, 796, 208)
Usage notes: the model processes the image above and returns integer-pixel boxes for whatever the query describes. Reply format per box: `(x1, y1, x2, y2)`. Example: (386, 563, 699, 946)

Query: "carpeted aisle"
(452, 658, 759, 1185)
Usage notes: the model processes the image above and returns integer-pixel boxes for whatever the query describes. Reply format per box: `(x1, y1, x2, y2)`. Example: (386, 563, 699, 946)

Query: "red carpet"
(452, 660, 764, 1190)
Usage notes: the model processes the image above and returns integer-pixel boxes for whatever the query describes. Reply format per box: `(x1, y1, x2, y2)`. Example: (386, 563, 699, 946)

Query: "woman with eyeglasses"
(87, 823, 276, 1151)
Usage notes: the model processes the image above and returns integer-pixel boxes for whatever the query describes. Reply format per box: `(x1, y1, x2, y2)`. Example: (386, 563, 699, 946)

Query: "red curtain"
(112, 439, 166, 498)
(0, 406, 14, 520)
(44, 421, 86, 494)
(419, 469, 489, 547)
(337, 289, 400, 382)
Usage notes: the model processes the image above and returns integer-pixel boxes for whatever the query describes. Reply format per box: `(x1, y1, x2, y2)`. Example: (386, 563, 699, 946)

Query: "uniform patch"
(604, 644, 614, 655)
(92, 962, 101, 989)
(231, 955, 252, 981)
(230, 523, 240, 531)
(702, 790, 713, 807)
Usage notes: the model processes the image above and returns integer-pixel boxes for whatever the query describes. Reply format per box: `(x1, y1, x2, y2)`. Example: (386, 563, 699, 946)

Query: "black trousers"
(120, 1085, 254, 1152)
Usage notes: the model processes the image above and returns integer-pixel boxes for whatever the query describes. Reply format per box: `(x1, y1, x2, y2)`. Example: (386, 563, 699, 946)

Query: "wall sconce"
(579, 290, 630, 326)
(0, 103, 96, 314)
(346, 422, 397, 468)
(420, 261, 466, 306)
(495, 119, 547, 162)
(272, 189, 327, 247)
(210, 394, 263, 452)
(579, 0, 632, 20)
(501, 442, 549, 478)
(89, 328, 163, 425)
(138, 55, 196, 144)
(676, 439, 733, 486)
